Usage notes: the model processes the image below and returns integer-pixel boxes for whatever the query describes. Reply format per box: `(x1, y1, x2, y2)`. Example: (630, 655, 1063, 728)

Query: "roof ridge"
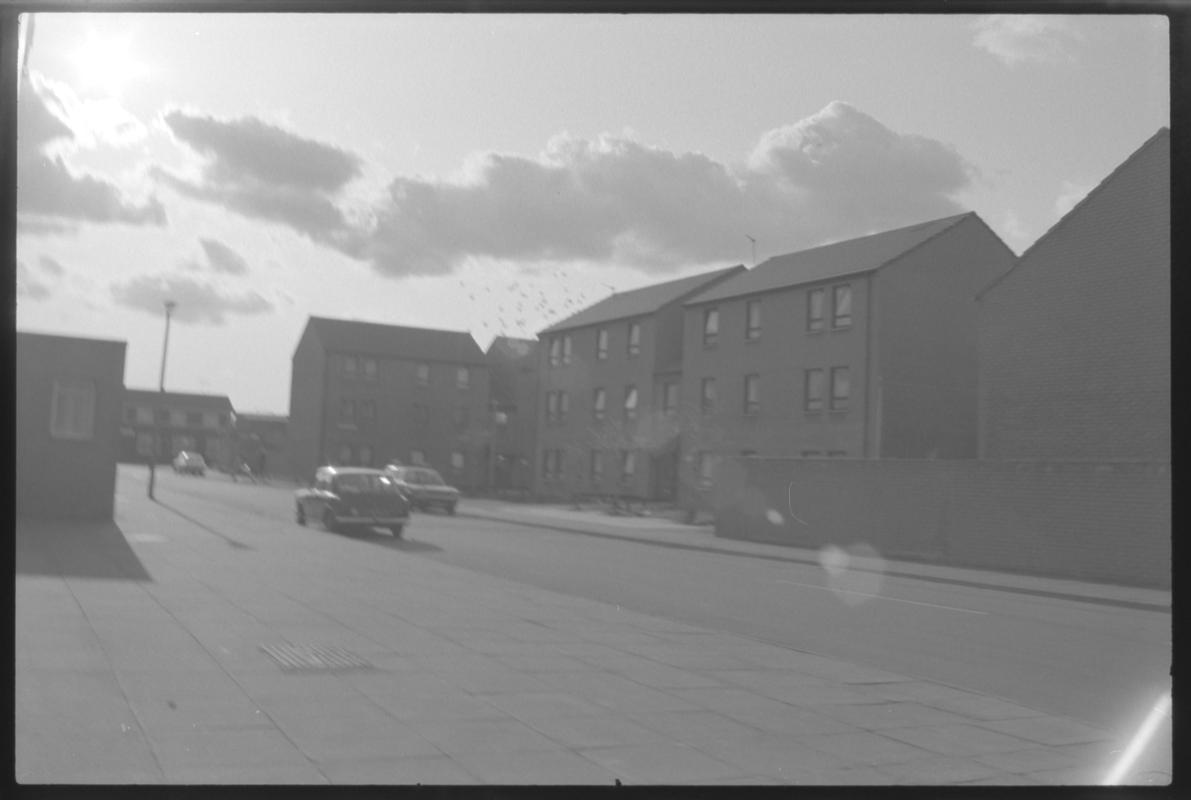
(976, 127, 1169, 300)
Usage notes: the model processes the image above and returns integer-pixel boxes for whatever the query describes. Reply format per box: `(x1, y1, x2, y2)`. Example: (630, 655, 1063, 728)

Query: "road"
(123, 466, 1170, 759)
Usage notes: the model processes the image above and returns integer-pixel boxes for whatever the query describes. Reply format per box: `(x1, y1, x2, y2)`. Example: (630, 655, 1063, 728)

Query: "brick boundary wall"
(712, 458, 1170, 589)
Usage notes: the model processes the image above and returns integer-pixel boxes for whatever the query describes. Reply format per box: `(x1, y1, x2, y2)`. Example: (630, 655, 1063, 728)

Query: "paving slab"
(880, 723, 1037, 756)
(519, 715, 671, 749)
(452, 749, 622, 785)
(877, 754, 1006, 785)
(974, 714, 1117, 745)
(416, 718, 564, 755)
(316, 755, 480, 785)
(796, 730, 936, 765)
(578, 742, 746, 783)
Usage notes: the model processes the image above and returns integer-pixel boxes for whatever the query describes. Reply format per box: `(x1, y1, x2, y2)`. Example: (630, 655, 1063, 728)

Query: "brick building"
(287, 316, 490, 488)
(119, 389, 234, 468)
(978, 128, 1170, 461)
(535, 266, 744, 501)
(484, 336, 539, 493)
(17, 331, 127, 520)
(680, 213, 1016, 498)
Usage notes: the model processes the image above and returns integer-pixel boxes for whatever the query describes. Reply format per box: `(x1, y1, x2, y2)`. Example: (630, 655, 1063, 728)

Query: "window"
(830, 366, 850, 411)
(340, 398, 356, 424)
(546, 391, 559, 423)
(416, 363, 430, 386)
(744, 374, 760, 416)
(135, 407, 154, 425)
(453, 405, 469, 430)
(827, 450, 847, 457)
(696, 452, 715, 487)
(451, 451, 465, 470)
(700, 378, 716, 414)
(808, 288, 825, 332)
(549, 337, 561, 367)
(50, 379, 95, 440)
(805, 369, 825, 412)
(359, 444, 374, 466)
(186, 411, 202, 427)
(170, 409, 187, 427)
(203, 411, 220, 429)
(590, 450, 604, 482)
(703, 308, 719, 347)
(623, 385, 638, 420)
(832, 284, 853, 328)
(621, 449, 636, 479)
(359, 400, 376, 421)
(413, 403, 429, 425)
(457, 367, 470, 389)
(596, 328, 608, 360)
(627, 322, 640, 357)
(155, 408, 170, 425)
(559, 392, 569, 422)
(123, 406, 136, 424)
(663, 382, 678, 415)
(135, 432, 154, 455)
(592, 387, 606, 421)
(746, 299, 762, 341)
(363, 358, 378, 381)
(343, 355, 358, 377)
(562, 335, 573, 365)
(410, 449, 426, 465)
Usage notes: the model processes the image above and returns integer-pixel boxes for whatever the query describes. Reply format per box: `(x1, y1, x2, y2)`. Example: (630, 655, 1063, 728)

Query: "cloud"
(1055, 180, 1093, 217)
(16, 260, 51, 300)
(972, 15, 1086, 66)
(199, 238, 250, 275)
(17, 74, 166, 228)
(363, 100, 974, 276)
(110, 273, 273, 325)
(154, 111, 363, 250)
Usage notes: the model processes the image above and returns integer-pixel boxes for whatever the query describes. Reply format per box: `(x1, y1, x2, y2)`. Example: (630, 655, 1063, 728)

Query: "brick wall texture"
(713, 458, 1170, 589)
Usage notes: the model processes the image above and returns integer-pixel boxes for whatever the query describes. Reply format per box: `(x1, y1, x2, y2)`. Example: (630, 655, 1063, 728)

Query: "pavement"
(15, 476, 1171, 786)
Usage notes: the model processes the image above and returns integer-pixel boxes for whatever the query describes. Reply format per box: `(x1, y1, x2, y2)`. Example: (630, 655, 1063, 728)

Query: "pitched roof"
(539, 266, 744, 334)
(123, 389, 234, 412)
(485, 336, 538, 360)
(685, 213, 974, 305)
(977, 127, 1170, 300)
(304, 316, 485, 365)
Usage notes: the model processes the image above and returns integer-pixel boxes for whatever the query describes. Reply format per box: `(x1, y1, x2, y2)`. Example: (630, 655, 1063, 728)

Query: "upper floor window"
(416, 363, 430, 386)
(359, 444, 374, 467)
(805, 368, 825, 413)
(359, 400, 376, 421)
(186, 411, 203, 427)
(170, 409, 187, 427)
(592, 388, 606, 421)
(621, 449, 636, 479)
(203, 411, 220, 429)
(703, 308, 719, 348)
(832, 284, 853, 329)
(549, 337, 562, 367)
(362, 358, 378, 381)
(596, 328, 609, 360)
(830, 366, 851, 411)
(123, 406, 137, 424)
(590, 450, 604, 482)
(155, 408, 170, 425)
(562, 335, 573, 365)
(700, 377, 716, 415)
(343, 355, 358, 377)
(559, 392, 570, 422)
(135, 406, 154, 425)
(623, 385, 638, 420)
(746, 299, 762, 341)
(340, 398, 356, 424)
(808, 288, 825, 332)
(50, 378, 95, 440)
(337, 443, 353, 464)
(744, 374, 760, 416)
(663, 382, 679, 415)
(456, 367, 470, 389)
(627, 322, 641, 358)
(696, 451, 716, 487)
(546, 391, 559, 423)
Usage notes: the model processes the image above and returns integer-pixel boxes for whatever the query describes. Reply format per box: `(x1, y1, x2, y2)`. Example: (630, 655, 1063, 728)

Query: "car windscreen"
(335, 473, 401, 493)
(421, 470, 446, 485)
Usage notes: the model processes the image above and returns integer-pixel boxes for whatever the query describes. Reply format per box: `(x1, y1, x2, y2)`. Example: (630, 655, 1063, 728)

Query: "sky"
(14, 12, 1169, 414)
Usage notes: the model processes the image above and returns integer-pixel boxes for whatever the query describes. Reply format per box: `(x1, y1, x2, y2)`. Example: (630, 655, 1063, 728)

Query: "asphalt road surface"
(123, 466, 1170, 761)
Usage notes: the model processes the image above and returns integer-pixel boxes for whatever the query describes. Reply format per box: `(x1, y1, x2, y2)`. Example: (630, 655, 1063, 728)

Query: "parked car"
(172, 450, 207, 476)
(295, 466, 411, 537)
(384, 465, 460, 515)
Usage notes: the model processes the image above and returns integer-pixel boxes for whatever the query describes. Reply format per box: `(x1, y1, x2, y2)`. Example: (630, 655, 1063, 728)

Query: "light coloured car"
(172, 450, 207, 476)
(384, 465, 460, 515)
(295, 466, 411, 537)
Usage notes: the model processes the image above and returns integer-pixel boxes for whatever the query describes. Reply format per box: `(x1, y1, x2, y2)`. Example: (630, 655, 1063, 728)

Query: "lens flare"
(1102, 691, 1171, 785)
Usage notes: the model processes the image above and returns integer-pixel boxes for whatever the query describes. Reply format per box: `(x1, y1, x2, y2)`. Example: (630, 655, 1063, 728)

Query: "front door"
(650, 451, 678, 502)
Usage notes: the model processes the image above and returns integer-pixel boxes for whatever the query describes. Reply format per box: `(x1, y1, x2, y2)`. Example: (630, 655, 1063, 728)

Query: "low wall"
(712, 458, 1170, 589)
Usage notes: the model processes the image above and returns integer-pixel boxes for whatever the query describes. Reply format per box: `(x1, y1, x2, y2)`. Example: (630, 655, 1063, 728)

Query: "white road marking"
(774, 578, 989, 615)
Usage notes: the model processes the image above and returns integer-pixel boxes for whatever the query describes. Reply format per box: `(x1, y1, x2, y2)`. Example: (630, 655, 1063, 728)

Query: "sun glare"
(70, 32, 145, 97)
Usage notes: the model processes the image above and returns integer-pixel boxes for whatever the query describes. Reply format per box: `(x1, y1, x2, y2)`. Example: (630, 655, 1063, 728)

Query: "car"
(172, 450, 207, 476)
(384, 465, 461, 515)
(295, 466, 412, 537)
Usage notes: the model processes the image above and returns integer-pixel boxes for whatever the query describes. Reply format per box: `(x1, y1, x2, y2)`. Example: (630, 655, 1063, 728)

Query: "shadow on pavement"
(16, 517, 153, 581)
(325, 526, 443, 553)
(153, 500, 255, 551)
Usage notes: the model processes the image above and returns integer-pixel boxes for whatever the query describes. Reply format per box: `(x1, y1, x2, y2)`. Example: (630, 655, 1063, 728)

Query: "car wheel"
(296, 503, 306, 526)
(389, 524, 404, 538)
(322, 509, 339, 532)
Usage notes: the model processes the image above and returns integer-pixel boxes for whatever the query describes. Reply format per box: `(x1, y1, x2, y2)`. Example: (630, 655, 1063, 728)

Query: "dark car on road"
(172, 450, 207, 476)
(384, 465, 460, 515)
(295, 466, 411, 537)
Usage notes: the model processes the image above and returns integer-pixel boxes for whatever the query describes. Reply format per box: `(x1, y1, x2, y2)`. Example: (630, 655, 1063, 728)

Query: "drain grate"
(260, 643, 373, 673)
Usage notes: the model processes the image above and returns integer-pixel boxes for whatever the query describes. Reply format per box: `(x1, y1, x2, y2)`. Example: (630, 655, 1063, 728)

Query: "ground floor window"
(50, 378, 95, 440)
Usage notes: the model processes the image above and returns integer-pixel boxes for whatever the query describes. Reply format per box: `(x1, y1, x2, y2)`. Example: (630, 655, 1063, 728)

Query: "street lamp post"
(147, 300, 177, 500)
